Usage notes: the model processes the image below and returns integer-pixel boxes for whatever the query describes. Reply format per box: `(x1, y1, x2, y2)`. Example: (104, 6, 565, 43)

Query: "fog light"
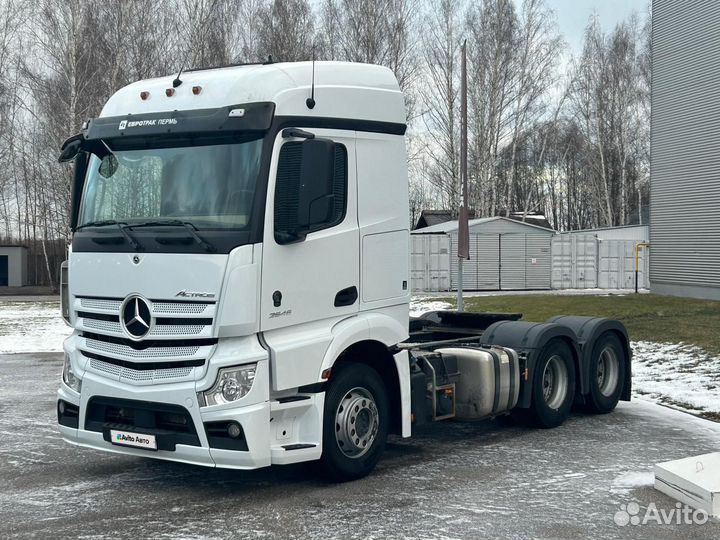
(58, 401, 65, 414)
(201, 364, 256, 407)
(62, 353, 82, 393)
(227, 422, 242, 438)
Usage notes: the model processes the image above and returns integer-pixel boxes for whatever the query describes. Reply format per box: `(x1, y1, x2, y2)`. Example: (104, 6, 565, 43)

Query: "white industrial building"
(411, 221, 650, 293)
(0, 245, 28, 287)
(651, 0, 720, 300)
(411, 217, 554, 292)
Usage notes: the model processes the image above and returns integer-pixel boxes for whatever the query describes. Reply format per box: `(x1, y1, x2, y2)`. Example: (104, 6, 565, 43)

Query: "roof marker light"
(140, 91, 150, 100)
(165, 88, 175, 97)
(192, 86, 202, 95)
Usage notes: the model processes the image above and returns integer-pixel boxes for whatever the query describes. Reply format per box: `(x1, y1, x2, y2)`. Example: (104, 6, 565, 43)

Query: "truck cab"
(57, 61, 631, 481)
(57, 61, 413, 477)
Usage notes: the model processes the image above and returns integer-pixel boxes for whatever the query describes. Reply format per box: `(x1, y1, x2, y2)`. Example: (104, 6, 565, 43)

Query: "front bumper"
(57, 335, 274, 469)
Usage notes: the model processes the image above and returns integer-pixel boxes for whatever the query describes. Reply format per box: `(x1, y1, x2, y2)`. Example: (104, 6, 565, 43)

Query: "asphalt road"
(1, 353, 719, 539)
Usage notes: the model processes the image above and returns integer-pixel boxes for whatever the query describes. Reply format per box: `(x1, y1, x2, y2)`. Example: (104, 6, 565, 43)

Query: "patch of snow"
(631, 341, 720, 417)
(409, 298, 453, 317)
(0, 301, 70, 354)
(611, 470, 655, 494)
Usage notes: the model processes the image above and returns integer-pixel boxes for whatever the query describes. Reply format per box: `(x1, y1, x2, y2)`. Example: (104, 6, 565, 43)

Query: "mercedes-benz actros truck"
(56, 61, 631, 481)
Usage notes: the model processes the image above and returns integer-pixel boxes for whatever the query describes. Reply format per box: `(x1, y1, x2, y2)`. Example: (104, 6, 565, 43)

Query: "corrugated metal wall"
(412, 231, 648, 292)
(551, 235, 649, 290)
(448, 233, 552, 291)
(552, 234, 598, 288)
(651, 0, 720, 299)
(598, 241, 649, 289)
(410, 234, 450, 292)
(477, 235, 500, 289)
(525, 235, 553, 289)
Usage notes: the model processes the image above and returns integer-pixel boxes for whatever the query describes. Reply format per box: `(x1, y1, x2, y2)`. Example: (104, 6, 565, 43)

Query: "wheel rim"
(335, 386, 379, 459)
(597, 345, 620, 397)
(542, 355, 569, 410)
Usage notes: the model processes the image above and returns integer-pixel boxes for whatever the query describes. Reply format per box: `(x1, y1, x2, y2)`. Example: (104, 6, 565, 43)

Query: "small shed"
(411, 217, 555, 291)
(0, 245, 28, 287)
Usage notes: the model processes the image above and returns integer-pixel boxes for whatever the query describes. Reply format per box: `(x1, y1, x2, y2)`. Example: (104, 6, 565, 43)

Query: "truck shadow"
(106, 412, 563, 496)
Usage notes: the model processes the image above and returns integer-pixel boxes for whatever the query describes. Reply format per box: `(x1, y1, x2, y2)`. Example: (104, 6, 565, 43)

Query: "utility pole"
(457, 40, 470, 311)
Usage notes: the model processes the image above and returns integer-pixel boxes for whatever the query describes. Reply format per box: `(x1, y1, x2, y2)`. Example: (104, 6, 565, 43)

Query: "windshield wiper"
(75, 219, 122, 230)
(75, 220, 143, 251)
(129, 220, 217, 253)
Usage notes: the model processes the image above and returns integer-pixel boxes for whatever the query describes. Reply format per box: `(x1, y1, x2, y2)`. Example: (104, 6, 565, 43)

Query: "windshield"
(78, 134, 264, 230)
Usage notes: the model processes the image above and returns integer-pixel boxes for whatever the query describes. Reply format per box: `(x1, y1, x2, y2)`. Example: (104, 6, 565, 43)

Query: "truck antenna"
(172, 66, 184, 88)
(306, 47, 316, 110)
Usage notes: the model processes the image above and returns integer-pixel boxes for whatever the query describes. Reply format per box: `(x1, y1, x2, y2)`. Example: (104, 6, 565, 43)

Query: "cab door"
(260, 128, 359, 333)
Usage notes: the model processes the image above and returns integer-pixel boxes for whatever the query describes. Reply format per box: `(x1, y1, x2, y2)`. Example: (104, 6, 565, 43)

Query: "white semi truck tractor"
(56, 61, 631, 481)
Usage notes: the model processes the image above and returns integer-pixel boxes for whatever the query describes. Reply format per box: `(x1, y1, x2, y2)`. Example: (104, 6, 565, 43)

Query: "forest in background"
(0, 0, 650, 285)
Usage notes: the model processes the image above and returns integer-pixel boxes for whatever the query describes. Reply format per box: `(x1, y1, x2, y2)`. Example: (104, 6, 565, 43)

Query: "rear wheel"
(585, 332, 626, 414)
(527, 339, 576, 428)
(319, 363, 388, 481)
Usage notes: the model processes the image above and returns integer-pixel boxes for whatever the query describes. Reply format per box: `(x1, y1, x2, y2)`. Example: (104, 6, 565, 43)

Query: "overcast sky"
(547, 0, 650, 55)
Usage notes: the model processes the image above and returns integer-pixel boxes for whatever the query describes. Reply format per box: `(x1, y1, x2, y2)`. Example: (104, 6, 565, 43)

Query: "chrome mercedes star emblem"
(120, 295, 153, 340)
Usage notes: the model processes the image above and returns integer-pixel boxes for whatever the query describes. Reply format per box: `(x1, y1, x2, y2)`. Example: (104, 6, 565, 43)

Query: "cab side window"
(274, 141, 348, 237)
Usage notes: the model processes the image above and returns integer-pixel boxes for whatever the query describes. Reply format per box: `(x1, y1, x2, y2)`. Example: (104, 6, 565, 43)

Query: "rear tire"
(527, 339, 576, 428)
(319, 363, 388, 482)
(584, 332, 626, 414)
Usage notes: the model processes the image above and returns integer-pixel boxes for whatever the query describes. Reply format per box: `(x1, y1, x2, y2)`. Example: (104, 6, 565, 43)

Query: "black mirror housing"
(59, 137, 82, 163)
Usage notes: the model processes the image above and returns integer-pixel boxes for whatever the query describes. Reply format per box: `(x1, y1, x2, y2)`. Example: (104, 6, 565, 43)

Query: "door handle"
(334, 286, 358, 307)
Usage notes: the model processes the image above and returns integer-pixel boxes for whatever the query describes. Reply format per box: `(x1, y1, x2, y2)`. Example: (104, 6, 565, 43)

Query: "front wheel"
(319, 363, 388, 481)
(527, 339, 576, 428)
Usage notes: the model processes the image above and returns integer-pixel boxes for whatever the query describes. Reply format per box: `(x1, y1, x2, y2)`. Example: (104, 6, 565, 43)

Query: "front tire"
(319, 363, 388, 481)
(527, 339, 576, 428)
(584, 332, 626, 414)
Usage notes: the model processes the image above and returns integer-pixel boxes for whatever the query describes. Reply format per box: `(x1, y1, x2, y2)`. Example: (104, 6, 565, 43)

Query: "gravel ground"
(1, 352, 719, 539)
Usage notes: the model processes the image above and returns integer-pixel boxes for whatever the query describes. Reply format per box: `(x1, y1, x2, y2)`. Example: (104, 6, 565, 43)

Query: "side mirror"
(275, 137, 336, 244)
(58, 137, 82, 163)
(98, 154, 119, 178)
(297, 138, 336, 229)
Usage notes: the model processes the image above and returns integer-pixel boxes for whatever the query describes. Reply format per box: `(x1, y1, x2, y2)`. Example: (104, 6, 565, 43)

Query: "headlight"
(201, 364, 256, 407)
(62, 353, 82, 393)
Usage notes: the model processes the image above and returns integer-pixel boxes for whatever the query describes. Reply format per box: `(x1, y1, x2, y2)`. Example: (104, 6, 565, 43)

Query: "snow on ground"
(0, 301, 70, 354)
(611, 470, 656, 494)
(631, 341, 720, 418)
(409, 297, 453, 317)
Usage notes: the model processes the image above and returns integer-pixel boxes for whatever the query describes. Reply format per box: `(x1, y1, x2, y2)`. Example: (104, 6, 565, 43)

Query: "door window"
(274, 141, 348, 237)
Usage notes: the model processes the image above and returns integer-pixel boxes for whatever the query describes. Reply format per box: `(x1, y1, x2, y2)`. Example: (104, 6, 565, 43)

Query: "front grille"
(79, 297, 122, 312)
(85, 396, 201, 450)
(74, 296, 216, 384)
(153, 302, 211, 315)
(84, 336, 202, 359)
(86, 354, 196, 385)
